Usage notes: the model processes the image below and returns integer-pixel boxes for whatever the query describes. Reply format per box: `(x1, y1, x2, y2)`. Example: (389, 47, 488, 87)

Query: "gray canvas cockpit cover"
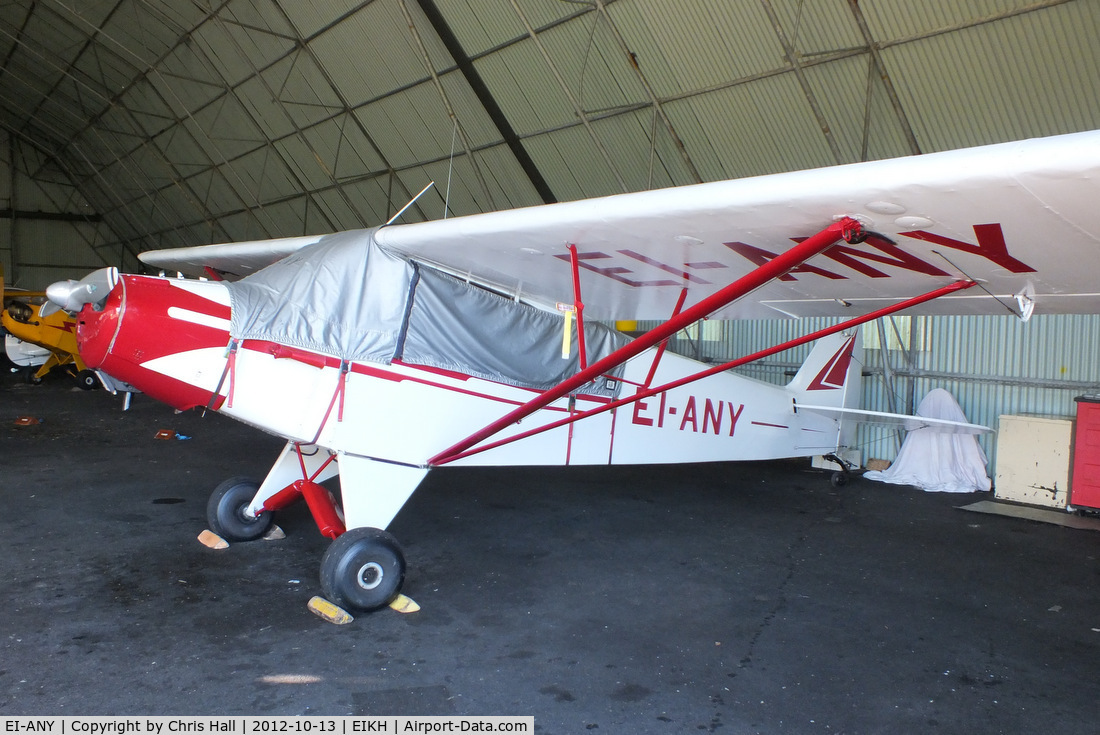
(225, 229, 413, 364)
(223, 228, 628, 396)
(401, 267, 627, 394)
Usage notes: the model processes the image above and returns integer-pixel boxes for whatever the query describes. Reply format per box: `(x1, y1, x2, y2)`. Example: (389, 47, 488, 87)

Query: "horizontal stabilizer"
(796, 404, 992, 435)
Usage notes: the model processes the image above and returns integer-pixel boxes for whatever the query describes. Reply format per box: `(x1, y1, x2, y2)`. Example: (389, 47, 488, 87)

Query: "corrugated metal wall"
(0, 131, 128, 288)
(642, 313, 1100, 476)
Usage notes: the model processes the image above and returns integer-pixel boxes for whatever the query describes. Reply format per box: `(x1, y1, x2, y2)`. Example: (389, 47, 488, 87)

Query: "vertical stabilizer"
(786, 330, 862, 410)
(787, 330, 863, 455)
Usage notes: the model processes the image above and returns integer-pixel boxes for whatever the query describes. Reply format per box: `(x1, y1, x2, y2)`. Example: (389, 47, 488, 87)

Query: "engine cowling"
(73, 275, 233, 411)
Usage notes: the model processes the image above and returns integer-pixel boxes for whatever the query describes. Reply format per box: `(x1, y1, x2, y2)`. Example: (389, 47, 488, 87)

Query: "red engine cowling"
(77, 275, 232, 411)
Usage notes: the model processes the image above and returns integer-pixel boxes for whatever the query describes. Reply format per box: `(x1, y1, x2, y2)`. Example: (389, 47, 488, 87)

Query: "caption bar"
(1, 718, 532, 734)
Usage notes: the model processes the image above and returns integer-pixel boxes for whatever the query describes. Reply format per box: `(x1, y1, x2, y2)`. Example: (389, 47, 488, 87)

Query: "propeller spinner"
(42, 267, 119, 316)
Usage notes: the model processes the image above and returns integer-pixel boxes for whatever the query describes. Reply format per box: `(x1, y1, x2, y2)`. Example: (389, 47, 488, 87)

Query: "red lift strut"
(429, 217, 867, 466)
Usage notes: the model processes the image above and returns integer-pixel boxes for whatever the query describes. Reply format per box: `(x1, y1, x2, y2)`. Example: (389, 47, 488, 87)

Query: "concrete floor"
(2, 370, 1099, 733)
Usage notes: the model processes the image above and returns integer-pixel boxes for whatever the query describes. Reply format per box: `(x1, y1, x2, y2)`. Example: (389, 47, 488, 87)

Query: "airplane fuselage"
(77, 274, 849, 472)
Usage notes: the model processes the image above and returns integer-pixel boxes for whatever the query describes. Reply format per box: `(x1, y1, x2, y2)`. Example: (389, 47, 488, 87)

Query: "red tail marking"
(806, 336, 856, 391)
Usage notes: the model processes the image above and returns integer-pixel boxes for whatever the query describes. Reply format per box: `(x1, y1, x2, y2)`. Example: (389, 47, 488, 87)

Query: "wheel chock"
(197, 529, 229, 549)
(389, 594, 420, 614)
(263, 525, 286, 540)
(308, 595, 354, 625)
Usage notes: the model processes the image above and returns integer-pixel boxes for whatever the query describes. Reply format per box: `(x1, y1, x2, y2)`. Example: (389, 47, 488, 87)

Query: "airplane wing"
(139, 235, 325, 280)
(1, 263, 46, 304)
(140, 130, 1100, 320)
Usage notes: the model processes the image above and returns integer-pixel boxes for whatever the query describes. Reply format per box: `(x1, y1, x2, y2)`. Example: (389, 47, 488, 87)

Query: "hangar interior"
(4, 1, 1100, 727)
(2, 0, 1099, 477)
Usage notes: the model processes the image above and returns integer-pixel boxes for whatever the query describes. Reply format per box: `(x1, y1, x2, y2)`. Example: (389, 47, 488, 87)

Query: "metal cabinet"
(994, 414, 1073, 508)
(1070, 397, 1100, 510)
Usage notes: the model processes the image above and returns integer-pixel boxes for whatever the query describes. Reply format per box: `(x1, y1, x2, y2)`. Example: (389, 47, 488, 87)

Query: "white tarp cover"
(224, 228, 627, 396)
(863, 388, 992, 493)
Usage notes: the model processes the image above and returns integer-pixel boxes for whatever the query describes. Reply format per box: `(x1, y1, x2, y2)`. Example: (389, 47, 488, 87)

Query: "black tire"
(207, 476, 273, 542)
(830, 471, 849, 488)
(320, 527, 406, 613)
(77, 369, 99, 390)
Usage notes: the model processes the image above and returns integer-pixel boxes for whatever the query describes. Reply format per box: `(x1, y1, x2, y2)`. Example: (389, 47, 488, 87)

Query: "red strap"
(226, 344, 239, 408)
(336, 361, 349, 422)
(309, 361, 350, 444)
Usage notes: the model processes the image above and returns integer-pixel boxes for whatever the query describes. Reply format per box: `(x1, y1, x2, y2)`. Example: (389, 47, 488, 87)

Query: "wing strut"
(644, 287, 689, 388)
(429, 217, 867, 465)
(566, 243, 588, 368)
(433, 277, 977, 465)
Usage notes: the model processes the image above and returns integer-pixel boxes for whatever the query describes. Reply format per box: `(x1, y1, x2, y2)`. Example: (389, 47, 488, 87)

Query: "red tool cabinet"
(1070, 396, 1100, 510)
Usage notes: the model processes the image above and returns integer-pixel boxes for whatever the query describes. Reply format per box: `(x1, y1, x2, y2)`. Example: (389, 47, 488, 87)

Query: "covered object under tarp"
(863, 388, 992, 493)
(223, 228, 627, 396)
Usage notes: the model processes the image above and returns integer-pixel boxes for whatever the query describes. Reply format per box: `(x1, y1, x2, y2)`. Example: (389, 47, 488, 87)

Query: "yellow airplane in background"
(1, 264, 98, 388)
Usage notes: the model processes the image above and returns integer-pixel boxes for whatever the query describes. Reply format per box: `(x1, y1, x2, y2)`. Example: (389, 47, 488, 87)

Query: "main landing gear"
(205, 474, 407, 614)
(207, 477, 274, 541)
(320, 528, 406, 612)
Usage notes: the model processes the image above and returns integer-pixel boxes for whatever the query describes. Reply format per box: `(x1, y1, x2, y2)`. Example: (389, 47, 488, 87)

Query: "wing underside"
(139, 131, 1100, 322)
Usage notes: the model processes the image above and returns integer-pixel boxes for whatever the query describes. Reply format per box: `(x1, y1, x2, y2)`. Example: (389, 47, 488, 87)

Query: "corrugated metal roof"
(609, 1, 781, 94)
(309, 2, 428, 104)
(1, 0, 1095, 258)
(444, 0, 528, 56)
(278, 0, 361, 40)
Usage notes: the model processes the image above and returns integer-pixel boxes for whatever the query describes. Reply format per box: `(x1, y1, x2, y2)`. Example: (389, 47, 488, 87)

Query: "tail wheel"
(207, 476, 273, 542)
(320, 527, 405, 613)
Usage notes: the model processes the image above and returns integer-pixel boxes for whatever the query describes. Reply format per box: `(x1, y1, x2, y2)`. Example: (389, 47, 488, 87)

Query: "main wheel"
(320, 527, 406, 613)
(76, 369, 99, 390)
(207, 476, 273, 542)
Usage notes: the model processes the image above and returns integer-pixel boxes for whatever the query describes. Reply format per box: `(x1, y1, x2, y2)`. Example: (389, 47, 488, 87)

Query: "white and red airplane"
(44, 130, 1099, 614)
